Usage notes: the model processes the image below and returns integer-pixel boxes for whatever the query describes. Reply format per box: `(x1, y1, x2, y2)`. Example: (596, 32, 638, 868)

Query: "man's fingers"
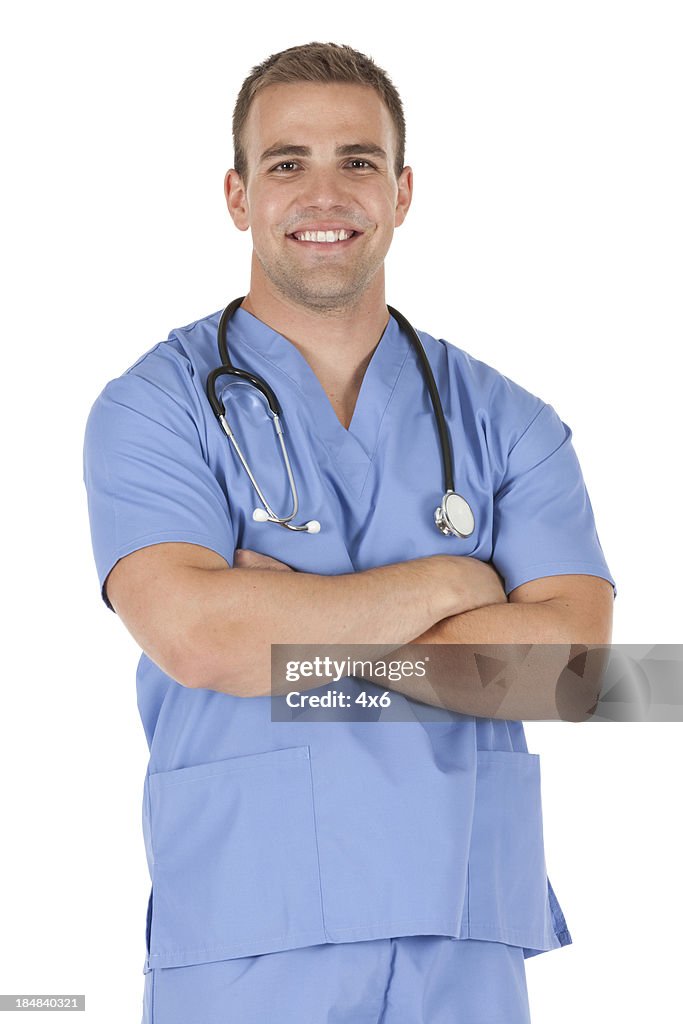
(234, 548, 294, 572)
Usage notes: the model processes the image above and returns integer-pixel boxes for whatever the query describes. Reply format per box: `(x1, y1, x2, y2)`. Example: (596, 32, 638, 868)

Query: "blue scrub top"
(83, 307, 616, 974)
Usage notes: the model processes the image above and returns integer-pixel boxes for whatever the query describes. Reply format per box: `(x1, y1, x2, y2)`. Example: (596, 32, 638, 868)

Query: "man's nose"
(297, 166, 351, 208)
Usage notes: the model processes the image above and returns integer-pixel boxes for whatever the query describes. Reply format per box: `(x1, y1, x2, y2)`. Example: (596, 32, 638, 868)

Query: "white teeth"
(294, 229, 353, 242)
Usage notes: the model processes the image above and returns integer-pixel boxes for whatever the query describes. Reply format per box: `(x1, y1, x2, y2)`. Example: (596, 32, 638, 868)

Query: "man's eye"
(272, 161, 298, 172)
(348, 159, 374, 169)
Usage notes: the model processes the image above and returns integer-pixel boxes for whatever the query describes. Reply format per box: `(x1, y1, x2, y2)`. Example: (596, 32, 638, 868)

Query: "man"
(84, 41, 615, 1024)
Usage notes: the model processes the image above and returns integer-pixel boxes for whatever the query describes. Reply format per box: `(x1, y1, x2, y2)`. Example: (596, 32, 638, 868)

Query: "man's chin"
(273, 276, 369, 314)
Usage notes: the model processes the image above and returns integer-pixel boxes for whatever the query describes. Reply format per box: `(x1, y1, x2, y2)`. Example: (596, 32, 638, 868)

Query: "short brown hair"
(232, 42, 406, 183)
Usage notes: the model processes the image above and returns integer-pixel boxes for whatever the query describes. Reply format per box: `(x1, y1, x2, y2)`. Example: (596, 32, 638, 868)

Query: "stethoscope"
(205, 296, 475, 538)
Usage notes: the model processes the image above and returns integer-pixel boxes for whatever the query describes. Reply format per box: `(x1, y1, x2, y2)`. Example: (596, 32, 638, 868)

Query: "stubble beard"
(255, 248, 381, 317)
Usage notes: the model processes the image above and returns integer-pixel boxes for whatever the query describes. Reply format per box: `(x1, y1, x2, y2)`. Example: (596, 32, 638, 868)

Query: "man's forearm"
(172, 554, 506, 695)
(362, 599, 610, 721)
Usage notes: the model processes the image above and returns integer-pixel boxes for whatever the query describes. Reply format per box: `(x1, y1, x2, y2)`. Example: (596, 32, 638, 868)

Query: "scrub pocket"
(146, 745, 326, 970)
(464, 749, 561, 952)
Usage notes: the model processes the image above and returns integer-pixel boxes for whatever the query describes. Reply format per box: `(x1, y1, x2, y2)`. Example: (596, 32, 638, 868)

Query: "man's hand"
(381, 574, 614, 720)
(234, 549, 295, 573)
(452, 558, 507, 610)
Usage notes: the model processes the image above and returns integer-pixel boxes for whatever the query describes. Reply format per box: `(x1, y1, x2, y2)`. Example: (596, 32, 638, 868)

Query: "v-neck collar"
(228, 307, 411, 497)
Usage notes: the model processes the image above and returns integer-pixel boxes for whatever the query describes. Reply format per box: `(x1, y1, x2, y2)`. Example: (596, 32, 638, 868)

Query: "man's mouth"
(287, 228, 360, 244)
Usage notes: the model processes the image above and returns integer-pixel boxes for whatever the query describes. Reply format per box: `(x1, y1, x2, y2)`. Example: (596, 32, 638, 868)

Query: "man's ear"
(224, 169, 250, 231)
(394, 165, 413, 228)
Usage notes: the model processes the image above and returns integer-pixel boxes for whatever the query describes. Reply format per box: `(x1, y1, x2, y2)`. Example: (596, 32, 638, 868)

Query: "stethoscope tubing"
(205, 297, 473, 537)
(386, 304, 454, 495)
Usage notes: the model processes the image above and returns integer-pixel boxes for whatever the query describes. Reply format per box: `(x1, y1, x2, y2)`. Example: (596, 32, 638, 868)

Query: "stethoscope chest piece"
(434, 491, 475, 538)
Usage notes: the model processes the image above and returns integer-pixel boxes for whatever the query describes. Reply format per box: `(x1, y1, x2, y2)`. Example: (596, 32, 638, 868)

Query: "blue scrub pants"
(142, 936, 531, 1023)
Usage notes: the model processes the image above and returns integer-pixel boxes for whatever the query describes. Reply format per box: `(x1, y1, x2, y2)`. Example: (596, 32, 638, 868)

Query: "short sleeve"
(491, 403, 616, 597)
(83, 348, 236, 610)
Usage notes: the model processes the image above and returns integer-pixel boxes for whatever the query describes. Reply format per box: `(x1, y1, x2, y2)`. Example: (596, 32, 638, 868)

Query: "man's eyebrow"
(336, 143, 387, 161)
(259, 144, 311, 164)
(258, 142, 388, 164)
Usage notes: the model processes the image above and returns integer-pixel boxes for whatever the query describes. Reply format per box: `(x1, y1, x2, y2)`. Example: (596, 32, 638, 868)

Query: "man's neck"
(240, 275, 391, 430)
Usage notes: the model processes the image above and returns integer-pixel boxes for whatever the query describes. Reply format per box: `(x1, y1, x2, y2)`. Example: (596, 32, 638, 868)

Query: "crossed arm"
(105, 541, 613, 720)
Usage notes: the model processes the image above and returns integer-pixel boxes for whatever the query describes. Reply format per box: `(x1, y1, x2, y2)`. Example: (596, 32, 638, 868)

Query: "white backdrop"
(1, 1, 681, 1021)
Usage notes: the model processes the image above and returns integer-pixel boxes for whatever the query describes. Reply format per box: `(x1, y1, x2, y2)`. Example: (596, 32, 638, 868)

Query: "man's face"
(225, 82, 413, 313)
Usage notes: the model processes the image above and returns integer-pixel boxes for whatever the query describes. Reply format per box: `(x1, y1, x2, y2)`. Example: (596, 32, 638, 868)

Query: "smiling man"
(226, 77, 413, 436)
(83, 42, 615, 1024)
(231, 80, 408, 312)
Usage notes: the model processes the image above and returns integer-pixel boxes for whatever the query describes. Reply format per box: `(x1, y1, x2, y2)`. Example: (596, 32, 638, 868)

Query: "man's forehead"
(245, 82, 394, 148)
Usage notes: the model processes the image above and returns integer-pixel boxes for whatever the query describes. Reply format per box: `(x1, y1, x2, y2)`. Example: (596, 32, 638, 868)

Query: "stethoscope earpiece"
(253, 508, 321, 533)
(209, 299, 476, 539)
